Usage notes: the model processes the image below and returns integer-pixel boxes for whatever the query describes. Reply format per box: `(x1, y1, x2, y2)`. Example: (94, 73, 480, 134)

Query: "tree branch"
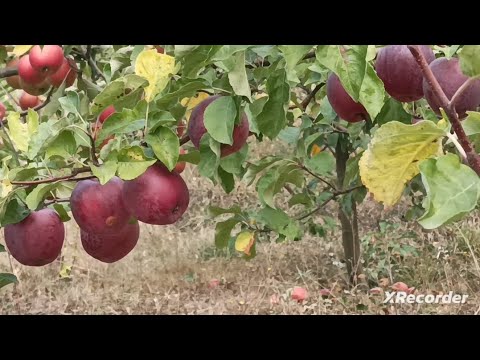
(76, 46, 106, 82)
(296, 185, 364, 221)
(408, 45, 480, 176)
(10, 167, 93, 186)
(0, 67, 18, 79)
(300, 164, 337, 190)
(43, 198, 71, 206)
(180, 135, 190, 145)
(300, 83, 323, 110)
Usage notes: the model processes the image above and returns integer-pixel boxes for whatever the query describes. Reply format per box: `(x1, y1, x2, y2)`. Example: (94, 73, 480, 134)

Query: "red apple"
(19, 92, 41, 110)
(4, 209, 65, 266)
(81, 220, 139, 263)
(291, 287, 308, 302)
(155, 46, 165, 54)
(98, 105, 116, 124)
(18, 55, 46, 85)
(5, 58, 22, 89)
(28, 45, 64, 74)
(122, 163, 190, 225)
(70, 177, 131, 235)
(326, 73, 368, 123)
(0, 102, 6, 119)
(188, 95, 250, 157)
(48, 57, 78, 87)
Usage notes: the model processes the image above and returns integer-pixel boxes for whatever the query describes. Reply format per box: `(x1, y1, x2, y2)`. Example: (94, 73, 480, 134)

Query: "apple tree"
(1, 44, 480, 289)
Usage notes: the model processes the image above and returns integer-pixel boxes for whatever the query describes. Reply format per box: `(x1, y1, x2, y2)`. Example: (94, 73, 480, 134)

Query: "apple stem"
(408, 45, 480, 176)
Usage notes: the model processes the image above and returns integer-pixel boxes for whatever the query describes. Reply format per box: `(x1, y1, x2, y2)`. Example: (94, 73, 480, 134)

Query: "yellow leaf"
(235, 231, 255, 256)
(359, 121, 445, 206)
(6, 112, 29, 152)
(12, 45, 33, 57)
(310, 144, 322, 157)
(59, 264, 72, 279)
(180, 92, 210, 121)
(1, 179, 12, 197)
(135, 49, 175, 102)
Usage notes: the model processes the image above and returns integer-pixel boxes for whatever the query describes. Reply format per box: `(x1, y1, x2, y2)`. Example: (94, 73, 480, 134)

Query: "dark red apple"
(0, 102, 5, 119)
(70, 177, 131, 235)
(4, 208, 65, 266)
(18, 55, 46, 85)
(29, 45, 64, 74)
(5, 58, 22, 89)
(375, 45, 435, 102)
(423, 57, 480, 119)
(19, 77, 50, 96)
(98, 105, 116, 124)
(19, 92, 41, 110)
(188, 95, 250, 157)
(48, 57, 78, 87)
(122, 163, 190, 225)
(80, 220, 140, 263)
(174, 148, 187, 174)
(326, 73, 368, 123)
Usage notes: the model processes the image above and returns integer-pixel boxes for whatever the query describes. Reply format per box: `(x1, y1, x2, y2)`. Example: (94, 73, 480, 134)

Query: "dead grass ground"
(1, 139, 480, 314)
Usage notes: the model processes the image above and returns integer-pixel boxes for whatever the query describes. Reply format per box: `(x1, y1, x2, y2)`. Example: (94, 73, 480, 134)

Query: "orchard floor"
(1, 140, 480, 315)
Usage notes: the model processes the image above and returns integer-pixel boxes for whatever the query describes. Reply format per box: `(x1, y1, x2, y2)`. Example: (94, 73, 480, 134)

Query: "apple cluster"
(326, 45, 480, 122)
(3, 95, 250, 267)
(0, 45, 79, 119)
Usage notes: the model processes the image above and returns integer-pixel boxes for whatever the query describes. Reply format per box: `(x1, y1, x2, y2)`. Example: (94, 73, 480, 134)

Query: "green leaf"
(256, 68, 290, 139)
(218, 167, 235, 193)
(90, 161, 118, 185)
(215, 217, 240, 249)
(208, 205, 242, 218)
(1, 197, 30, 227)
(96, 111, 145, 144)
(25, 184, 57, 210)
(45, 131, 77, 159)
(53, 203, 71, 222)
(278, 127, 301, 144)
(375, 97, 412, 125)
(305, 152, 335, 176)
(223, 51, 252, 101)
(148, 111, 177, 133)
(182, 45, 222, 78)
(243, 156, 282, 185)
(316, 45, 385, 119)
(92, 74, 148, 114)
(418, 153, 480, 229)
(27, 109, 39, 134)
(58, 91, 80, 116)
(0, 244, 5, 252)
(179, 150, 200, 165)
(257, 207, 301, 241)
(28, 118, 72, 160)
(220, 145, 248, 174)
(0, 273, 18, 289)
(279, 45, 312, 82)
(204, 96, 237, 145)
(462, 112, 480, 136)
(198, 135, 220, 178)
(288, 193, 313, 207)
(155, 80, 208, 109)
(459, 45, 480, 77)
(145, 126, 179, 171)
(116, 147, 157, 180)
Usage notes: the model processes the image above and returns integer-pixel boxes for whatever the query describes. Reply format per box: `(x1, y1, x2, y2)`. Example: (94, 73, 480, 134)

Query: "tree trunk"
(336, 138, 362, 286)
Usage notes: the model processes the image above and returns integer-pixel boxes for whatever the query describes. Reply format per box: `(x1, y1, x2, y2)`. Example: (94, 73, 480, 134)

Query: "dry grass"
(1, 139, 480, 314)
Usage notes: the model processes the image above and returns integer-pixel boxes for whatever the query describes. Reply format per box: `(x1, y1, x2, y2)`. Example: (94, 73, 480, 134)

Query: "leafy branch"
(10, 167, 94, 186)
(408, 45, 480, 175)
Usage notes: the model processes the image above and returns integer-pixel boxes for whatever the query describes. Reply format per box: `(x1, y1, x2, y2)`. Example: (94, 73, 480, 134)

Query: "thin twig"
(180, 135, 190, 145)
(0, 67, 18, 79)
(10, 167, 92, 186)
(44, 198, 71, 206)
(77, 46, 106, 82)
(300, 164, 337, 190)
(300, 83, 323, 110)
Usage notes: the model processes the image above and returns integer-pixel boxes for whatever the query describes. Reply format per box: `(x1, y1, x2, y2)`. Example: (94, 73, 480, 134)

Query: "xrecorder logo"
(384, 291, 468, 304)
